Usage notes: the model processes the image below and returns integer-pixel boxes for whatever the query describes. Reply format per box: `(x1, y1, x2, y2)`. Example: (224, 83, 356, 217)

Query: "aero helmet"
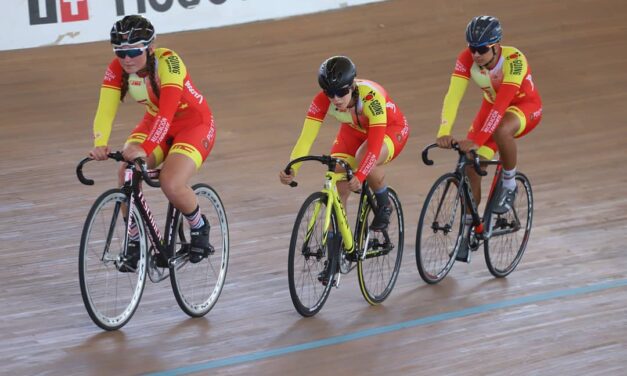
(318, 56, 356, 92)
(465, 15, 502, 47)
(110, 15, 155, 47)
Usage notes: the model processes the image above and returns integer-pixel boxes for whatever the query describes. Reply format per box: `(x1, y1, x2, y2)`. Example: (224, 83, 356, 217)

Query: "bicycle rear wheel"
(79, 189, 147, 330)
(356, 187, 404, 304)
(484, 173, 533, 277)
(170, 184, 229, 317)
(415, 173, 464, 284)
(288, 192, 337, 317)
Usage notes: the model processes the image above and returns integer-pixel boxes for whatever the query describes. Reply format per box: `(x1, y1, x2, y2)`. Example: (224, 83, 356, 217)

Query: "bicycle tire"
(170, 184, 229, 317)
(484, 173, 533, 277)
(79, 188, 147, 330)
(415, 173, 464, 284)
(288, 191, 337, 317)
(357, 187, 404, 304)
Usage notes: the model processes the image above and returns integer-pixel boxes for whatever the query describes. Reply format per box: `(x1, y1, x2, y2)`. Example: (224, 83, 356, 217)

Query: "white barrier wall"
(1, 0, 385, 51)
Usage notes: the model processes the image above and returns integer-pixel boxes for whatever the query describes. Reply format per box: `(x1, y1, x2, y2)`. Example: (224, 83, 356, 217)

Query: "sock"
(502, 168, 517, 190)
(184, 205, 205, 230)
(374, 186, 390, 208)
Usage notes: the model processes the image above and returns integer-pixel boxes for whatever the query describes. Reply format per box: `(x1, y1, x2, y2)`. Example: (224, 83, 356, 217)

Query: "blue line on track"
(147, 278, 627, 375)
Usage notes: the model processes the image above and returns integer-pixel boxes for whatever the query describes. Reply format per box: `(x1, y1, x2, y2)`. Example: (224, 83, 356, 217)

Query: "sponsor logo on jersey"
(510, 60, 523, 76)
(165, 55, 181, 74)
(455, 60, 468, 73)
(184, 80, 203, 104)
(368, 99, 384, 116)
(508, 52, 520, 60)
(363, 90, 376, 101)
(104, 68, 116, 82)
(308, 102, 321, 115)
(481, 110, 502, 134)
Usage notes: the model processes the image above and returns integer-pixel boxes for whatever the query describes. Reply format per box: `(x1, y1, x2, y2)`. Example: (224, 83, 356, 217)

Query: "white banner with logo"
(1, 0, 385, 51)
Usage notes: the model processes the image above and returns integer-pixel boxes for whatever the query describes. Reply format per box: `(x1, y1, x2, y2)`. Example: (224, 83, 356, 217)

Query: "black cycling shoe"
(119, 240, 140, 272)
(189, 215, 213, 264)
(317, 259, 333, 286)
(493, 186, 518, 215)
(455, 237, 470, 263)
(370, 205, 393, 231)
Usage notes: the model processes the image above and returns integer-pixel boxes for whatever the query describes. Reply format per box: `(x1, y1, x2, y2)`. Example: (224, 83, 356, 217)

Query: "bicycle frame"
(121, 164, 179, 264)
(422, 143, 520, 240)
(77, 152, 180, 267)
(289, 155, 379, 261)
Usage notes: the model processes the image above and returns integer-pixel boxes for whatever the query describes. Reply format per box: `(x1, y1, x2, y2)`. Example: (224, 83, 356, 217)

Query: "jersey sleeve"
(354, 89, 388, 182)
(289, 93, 330, 174)
(92, 60, 123, 147)
(141, 50, 186, 155)
(438, 49, 472, 137)
(468, 50, 527, 146)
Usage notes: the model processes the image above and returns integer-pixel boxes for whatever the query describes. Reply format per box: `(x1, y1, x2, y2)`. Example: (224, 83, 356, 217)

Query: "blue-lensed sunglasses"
(113, 46, 148, 58)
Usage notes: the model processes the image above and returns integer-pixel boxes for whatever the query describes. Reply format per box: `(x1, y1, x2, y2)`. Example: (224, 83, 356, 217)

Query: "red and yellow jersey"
(92, 48, 211, 154)
(438, 45, 541, 145)
(290, 79, 406, 181)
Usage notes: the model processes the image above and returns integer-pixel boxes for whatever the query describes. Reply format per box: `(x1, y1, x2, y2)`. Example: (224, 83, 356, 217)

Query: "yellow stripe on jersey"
(93, 86, 122, 147)
(290, 117, 322, 175)
(438, 75, 469, 137)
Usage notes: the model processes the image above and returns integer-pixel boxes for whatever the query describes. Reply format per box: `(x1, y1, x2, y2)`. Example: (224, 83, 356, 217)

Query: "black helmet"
(318, 56, 356, 92)
(465, 15, 502, 47)
(110, 15, 155, 47)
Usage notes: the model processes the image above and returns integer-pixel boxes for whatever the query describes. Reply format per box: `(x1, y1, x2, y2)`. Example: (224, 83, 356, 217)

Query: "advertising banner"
(1, 0, 385, 51)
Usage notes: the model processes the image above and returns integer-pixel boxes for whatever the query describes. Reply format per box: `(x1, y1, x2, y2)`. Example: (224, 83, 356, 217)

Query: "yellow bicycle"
(284, 155, 404, 317)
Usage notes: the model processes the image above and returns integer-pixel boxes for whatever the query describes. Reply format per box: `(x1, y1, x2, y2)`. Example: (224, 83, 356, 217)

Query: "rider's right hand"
(436, 135, 456, 149)
(89, 146, 110, 161)
(279, 168, 294, 185)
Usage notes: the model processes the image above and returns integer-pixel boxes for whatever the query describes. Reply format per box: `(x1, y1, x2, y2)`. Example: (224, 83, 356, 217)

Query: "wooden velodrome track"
(1, 0, 627, 374)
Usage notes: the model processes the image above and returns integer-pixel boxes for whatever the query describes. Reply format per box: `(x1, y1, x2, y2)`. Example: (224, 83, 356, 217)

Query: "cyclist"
(88, 15, 215, 268)
(279, 55, 410, 231)
(435, 16, 542, 260)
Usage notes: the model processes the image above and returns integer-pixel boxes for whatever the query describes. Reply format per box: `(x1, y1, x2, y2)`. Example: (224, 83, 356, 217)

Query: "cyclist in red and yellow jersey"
(88, 15, 215, 266)
(279, 56, 410, 231)
(436, 16, 542, 261)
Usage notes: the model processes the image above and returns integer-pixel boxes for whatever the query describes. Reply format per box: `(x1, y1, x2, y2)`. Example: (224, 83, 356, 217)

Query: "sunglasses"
(113, 46, 148, 58)
(468, 44, 495, 55)
(324, 86, 351, 98)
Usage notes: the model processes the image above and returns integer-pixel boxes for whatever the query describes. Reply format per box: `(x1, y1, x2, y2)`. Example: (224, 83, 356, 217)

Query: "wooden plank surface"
(1, 0, 626, 374)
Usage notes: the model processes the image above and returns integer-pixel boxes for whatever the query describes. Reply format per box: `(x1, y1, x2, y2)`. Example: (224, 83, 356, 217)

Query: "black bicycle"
(415, 143, 533, 283)
(284, 155, 404, 316)
(77, 152, 229, 330)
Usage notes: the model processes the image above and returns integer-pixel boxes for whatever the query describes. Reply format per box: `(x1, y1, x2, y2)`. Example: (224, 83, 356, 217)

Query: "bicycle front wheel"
(288, 192, 337, 317)
(484, 173, 533, 277)
(356, 187, 404, 305)
(170, 184, 229, 317)
(79, 189, 147, 331)
(416, 173, 464, 284)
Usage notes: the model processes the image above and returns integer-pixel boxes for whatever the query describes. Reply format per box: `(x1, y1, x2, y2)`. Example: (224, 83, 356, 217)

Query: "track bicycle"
(284, 155, 404, 317)
(415, 143, 533, 284)
(76, 152, 229, 330)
